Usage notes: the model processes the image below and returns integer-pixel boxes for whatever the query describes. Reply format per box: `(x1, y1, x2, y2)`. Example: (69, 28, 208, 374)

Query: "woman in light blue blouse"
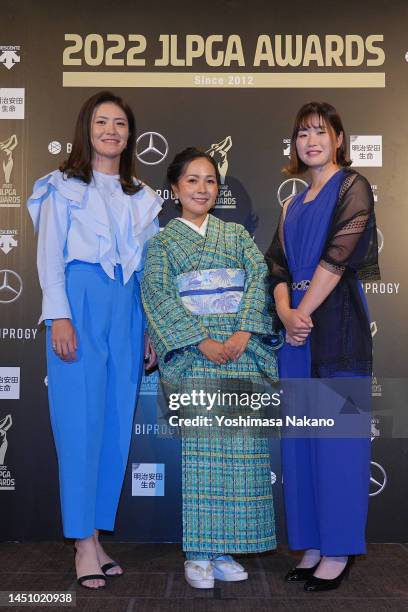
(27, 91, 162, 589)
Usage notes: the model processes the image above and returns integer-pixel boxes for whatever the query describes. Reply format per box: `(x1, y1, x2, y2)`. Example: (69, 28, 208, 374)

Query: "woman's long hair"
(60, 90, 142, 195)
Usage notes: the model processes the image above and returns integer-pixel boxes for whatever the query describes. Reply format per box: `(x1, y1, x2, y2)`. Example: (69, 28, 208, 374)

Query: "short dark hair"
(167, 147, 221, 187)
(285, 101, 352, 175)
(60, 90, 142, 195)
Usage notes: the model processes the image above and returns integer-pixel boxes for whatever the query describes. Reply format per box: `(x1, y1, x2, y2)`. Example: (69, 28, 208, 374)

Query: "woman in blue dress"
(266, 102, 380, 592)
(27, 91, 162, 589)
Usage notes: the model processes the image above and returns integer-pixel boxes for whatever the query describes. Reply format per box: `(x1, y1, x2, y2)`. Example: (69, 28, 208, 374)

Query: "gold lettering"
(345, 35, 365, 66)
(275, 35, 303, 67)
(170, 34, 185, 66)
(127, 35, 147, 67)
(224, 35, 245, 66)
(253, 35, 275, 66)
(303, 35, 324, 66)
(154, 34, 169, 66)
(205, 35, 224, 67)
(325, 35, 344, 66)
(186, 35, 205, 66)
(366, 34, 385, 66)
(63, 34, 83, 66)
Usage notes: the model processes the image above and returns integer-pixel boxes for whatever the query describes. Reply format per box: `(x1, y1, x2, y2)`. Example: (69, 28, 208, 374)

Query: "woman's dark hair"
(60, 90, 142, 195)
(285, 101, 352, 175)
(167, 147, 221, 187)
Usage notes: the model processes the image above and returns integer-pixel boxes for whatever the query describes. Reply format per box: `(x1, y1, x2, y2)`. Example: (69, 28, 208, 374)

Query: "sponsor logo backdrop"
(0, 0, 407, 542)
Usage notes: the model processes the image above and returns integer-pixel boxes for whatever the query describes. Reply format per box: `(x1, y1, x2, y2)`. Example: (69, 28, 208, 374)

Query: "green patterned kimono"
(141, 215, 281, 554)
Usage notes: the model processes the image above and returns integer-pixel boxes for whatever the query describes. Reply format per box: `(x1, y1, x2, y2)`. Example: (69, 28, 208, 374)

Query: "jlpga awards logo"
(0, 134, 21, 207)
(139, 370, 160, 396)
(206, 136, 237, 209)
(0, 414, 14, 490)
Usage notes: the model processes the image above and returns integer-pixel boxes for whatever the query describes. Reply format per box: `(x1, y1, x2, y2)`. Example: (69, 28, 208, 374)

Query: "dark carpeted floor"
(0, 542, 407, 611)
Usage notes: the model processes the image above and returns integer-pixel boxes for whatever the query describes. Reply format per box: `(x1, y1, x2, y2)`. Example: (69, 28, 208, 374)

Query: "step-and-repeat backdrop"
(1, 0, 407, 542)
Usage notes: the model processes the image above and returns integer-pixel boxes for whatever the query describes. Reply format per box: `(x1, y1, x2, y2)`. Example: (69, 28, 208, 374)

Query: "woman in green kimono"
(141, 147, 281, 589)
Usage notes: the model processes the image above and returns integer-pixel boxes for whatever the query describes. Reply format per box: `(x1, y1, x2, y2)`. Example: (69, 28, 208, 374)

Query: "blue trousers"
(46, 261, 144, 539)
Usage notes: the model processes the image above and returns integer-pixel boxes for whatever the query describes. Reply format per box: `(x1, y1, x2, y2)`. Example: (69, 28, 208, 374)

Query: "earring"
(174, 196, 179, 204)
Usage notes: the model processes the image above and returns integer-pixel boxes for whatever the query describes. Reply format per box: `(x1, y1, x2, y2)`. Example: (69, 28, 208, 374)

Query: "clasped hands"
(278, 307, 313, 347)
(198, 331, 251, 365)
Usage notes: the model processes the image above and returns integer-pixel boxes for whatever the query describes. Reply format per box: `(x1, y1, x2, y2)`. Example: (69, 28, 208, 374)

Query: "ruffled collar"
(27, 169, 163, 282)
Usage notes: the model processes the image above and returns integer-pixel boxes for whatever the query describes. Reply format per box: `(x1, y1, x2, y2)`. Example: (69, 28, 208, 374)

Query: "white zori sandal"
(184, 560, 214, 589)
(211, 555, 248, 582)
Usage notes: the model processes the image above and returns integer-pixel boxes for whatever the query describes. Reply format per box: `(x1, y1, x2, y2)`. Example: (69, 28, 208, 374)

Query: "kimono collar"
(176, 215, 209, 237)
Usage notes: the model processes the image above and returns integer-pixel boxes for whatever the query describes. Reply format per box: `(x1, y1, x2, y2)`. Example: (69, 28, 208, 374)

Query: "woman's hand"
(223, 331, 251, 362)
(198, 338, 229, 365)
(51, 319, 78, 361)
(278, 307, 313, 339)
(285, 332, 306, 347)
(144, 334, 157, 370)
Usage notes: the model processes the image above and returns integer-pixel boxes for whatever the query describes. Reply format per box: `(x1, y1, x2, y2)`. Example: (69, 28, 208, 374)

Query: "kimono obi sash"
(176, 268, 246, 315)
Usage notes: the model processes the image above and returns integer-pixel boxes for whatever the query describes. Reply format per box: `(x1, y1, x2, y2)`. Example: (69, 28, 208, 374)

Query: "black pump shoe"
(304, 556, 354, 592)
(284, 561, 321, 582)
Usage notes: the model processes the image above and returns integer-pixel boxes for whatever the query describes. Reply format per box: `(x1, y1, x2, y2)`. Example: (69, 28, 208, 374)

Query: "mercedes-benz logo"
(0, 270, 23, 304)
(377, 228, 384, 254)
(369, 461, 387, 496)
(277, 178, 308, 207)
(136, 132, 168, 166)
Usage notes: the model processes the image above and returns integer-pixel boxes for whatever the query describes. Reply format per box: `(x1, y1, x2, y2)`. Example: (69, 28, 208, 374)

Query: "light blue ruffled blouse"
(27, 169, 163, 323)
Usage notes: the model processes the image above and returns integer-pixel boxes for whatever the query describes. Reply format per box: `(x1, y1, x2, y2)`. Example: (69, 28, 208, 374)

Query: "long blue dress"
(278, 169, 371, 556)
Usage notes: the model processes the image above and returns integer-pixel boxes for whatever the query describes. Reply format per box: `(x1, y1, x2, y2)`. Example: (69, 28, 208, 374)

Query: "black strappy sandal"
(101, 562, 124, 577)
(77, 574, 107, 590)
